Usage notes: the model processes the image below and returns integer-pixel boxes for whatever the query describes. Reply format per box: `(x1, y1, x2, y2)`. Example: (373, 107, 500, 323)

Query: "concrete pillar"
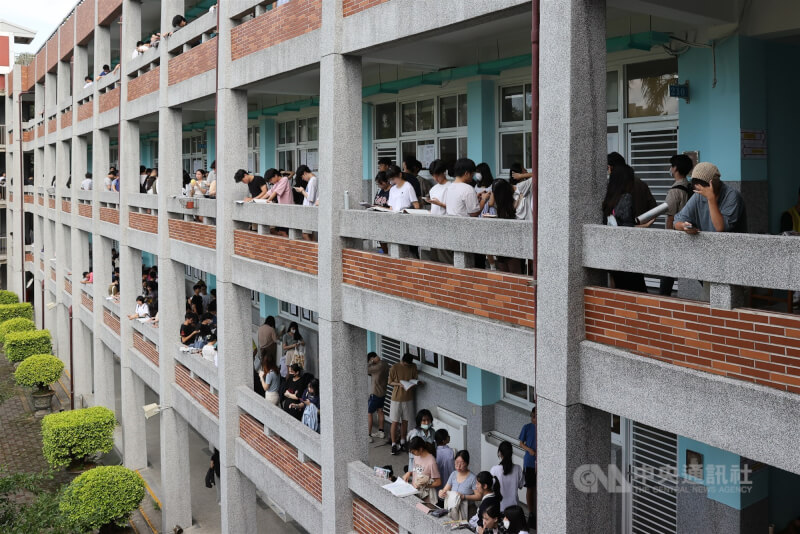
(73, 46, 88, 96)
(92, 129, 110, 192)
(536, 0, 610, 532)
(58, 61, 71, 107)
(466, 79, 496, 167)
(94, 24, 111, 75)
(316, 0, 368, 521)
(92, 237, 114, 412)
(45, 72, 57, 112)
(709, 283, 746, 310)
(216, 2, 259, 527)
(121, 0, 141, 62)
(121, 366, 148, 469)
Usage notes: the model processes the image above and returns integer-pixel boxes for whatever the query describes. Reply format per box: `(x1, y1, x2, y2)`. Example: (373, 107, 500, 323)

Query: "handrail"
(175, 348, 218, 390)
(97, 70, 120, 92)
(232, 202, 318, 232)
(582, 224, 800, 292)
(57, 187, 71, 199)
(339, 209, 534, 259)
(98, 191, 121, 205)
(130, 315, 160, 346)
(167, 195, 217, 218)
(75, 189, 93, 202)
(166, 10, 218, 53)
(236, 385, 322, 463)
(128, 193, 159, 210)
(126, 45, 160, 76)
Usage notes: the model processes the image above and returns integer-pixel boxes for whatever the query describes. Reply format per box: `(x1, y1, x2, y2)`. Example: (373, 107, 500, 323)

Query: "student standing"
(490, 441, 524, 512)
(518, 407, 537, 528)
(387, 353, 419, 455)
(367, 352, 389, 442)
(444, 158, 486, 217)
(406, 409, 436, 473)
(386, 166, 419, 212)
(660, 154, 694, 295)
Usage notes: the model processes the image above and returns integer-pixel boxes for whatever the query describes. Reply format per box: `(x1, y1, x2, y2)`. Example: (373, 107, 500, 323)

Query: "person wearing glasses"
(673, 162, 747, 234)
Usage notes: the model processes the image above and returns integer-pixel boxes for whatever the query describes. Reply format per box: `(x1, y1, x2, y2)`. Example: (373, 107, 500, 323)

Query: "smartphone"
(422, 196, 431, 202)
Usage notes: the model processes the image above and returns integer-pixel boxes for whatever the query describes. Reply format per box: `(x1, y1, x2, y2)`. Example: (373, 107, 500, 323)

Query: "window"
(625, 58, 678, 118)
(279, 301, 318, 326)
(439, 94, 468, 129)
(247, 125, 260, 174)
(405, 343, 467, 382)
(606, 71, 619, 113)
(503, 378, 535, 406)
(375, 102, 397, 139)
(277, 115, 320, 172)
(498, 83, 533, 173)
(182, 132, 207, 173)
(184, 265, 204, 281)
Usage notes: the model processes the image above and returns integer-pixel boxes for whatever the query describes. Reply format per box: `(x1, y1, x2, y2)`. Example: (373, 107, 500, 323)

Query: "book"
(382, 478, 418, 498)
(366, 206, 392, 212)
(399, 379, 418, 391)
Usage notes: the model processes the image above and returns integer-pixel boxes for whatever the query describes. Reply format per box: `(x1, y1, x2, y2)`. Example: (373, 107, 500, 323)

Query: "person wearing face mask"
(501, 505, 529, 534)
(282, 321, 306, 369)
(406, 409, 435, 473)
(490, 441, 524, 512)
(477, 505, 502, 534)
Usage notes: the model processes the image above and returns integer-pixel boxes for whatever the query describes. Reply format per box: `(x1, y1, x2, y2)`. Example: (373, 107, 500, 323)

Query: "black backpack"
(671, 183, 693, 200)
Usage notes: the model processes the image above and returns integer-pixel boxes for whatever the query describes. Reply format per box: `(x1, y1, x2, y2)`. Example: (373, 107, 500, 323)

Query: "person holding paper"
(388, 353, 419, 455)
(386, 166, 419, 212)
(233, 169, 268, 201)
(401, 436, 441, 504)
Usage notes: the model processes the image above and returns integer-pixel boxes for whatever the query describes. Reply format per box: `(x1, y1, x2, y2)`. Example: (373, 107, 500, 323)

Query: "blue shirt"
(519, 423, 536, 469)
(436, 445, 455, 487)
(674, 182, 747, 232)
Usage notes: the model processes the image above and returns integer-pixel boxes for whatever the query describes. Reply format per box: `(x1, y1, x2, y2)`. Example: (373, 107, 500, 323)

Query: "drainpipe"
(69, 305, 74, 410)
(531, 0, 540, 403)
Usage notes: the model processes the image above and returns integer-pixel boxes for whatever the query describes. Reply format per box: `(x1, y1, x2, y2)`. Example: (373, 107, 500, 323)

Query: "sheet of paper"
(400, 379, 419, 391)
(382, 478, 418, 498)
(417, 144, 436, 169)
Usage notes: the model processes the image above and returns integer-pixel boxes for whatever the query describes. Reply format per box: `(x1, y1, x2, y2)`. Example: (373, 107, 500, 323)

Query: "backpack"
(671, 183, 693, 200)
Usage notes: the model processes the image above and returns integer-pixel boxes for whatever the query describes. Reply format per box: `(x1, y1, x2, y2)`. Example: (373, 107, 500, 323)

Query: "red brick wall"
(128, 67, 160, 101)
(61, 110, 72, 129)
(7, 72, 11, 95)
(342, 249, 536, 328)
(36, 124, 44, 138)
(231, 1, 322, 61)
(48, 197, 55, 209)
(78, 204, 91, 218)
(65, 279, 72, 295)
(48, 117, 57, 133)
(21, 64, 33, 91)
(343, 0, 390, 17)
(103, 308, 120, 335)
(47, 36, 58, 72)
(39, 260, 44, 272)
(76, 0, 94, 45)
(99, 87, 120, 113)
(23, 131, 34, 142)
(129, 212, 158, 233)
(23, 194, 33, 204)
(8, 131, 12, 144)
(36, 50, 45, 81)
(176, 364, 219, 417)
(59, 16, 74, 60)
(77, 101, 93, 122)
(81, 291, 93, 311)
(62, 200, 72, 214)
(239, 413, 322, 501)
(98, 0, 122, 25)
(25, 252, 33, 263)
(584, 287, 800, 394)
(233, 230, 317, 275)
(168, 219, 217, 249)
(38, 195, 44, 206)
(50, 268, 56, 281)
(100, 206, 119, 224)
(169, 38, 217, 86)
(133, 331, 159, 367)
(353, 498, 398, 534)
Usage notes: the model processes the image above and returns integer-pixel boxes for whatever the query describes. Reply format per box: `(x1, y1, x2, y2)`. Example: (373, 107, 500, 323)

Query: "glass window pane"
(253, 154, 260, 174)
(401, 141, 416, 164)
(458, 137, 468, 159)
(606, 71, 619, 113)
(505, 379, 527, 400)
(401, 102, 416, 133)
(285, 121, 296, 144)
(501, 133, 525, 170)
(375, 102, 396, 139)
(417, 99, 434, 131)
(421, 349, 438, 368)
(525, 132, 532, 170)
(298, 118, 307, 143)
(458, 93, 468, 127)
(443, 357, 461, 377)
(625, 58, 678, 118)
(247, 128, 253, 149)
(416, 139, 435, 168)
(254, 127, 260, 147)
(439, 95, 458, 129)
(307, 117, 318, 141)
(501, 86, 525, 123)
(278, 122, 286, 145)
(439, 138, 458, 167)
(525, 84, 532, 120)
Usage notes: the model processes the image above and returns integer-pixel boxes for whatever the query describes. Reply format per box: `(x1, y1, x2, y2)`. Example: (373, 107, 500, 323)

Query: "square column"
(92, 236, 114, 411)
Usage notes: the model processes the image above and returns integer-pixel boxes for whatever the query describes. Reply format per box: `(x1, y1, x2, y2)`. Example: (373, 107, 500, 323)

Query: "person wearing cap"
(673, 162, 747, 234)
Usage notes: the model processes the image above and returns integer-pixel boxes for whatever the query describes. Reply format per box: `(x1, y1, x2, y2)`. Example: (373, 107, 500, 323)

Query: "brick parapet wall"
(233, 230, 317, 274)
(133, 330, 159, 367)
(77, 101, 93, 122)
(61, 110, 72, 129)
(584, 287, 800, 394)
(50, 268, 56, 281)
(168, 219, 216, 249)
(103, 308, 120, 335)
(238, 413, 322, 501)
(78, 204, 91, 218)
(48, 117, 57, 133)
(59, 16, 74, 60)
(81, 291, 93, 311)
(22, 131, 33, 143)
(36, 124, 44, 138)
(231, 0, 322, 61)
(176, 364, 219, 417)
(24, 252, 33, 263)
(48, 197, 55, 209)
(343, 0, 390, 16)
(169, 39, 217, 86)
(99, 88, 120, 113)
(100, 206, 119, 224)
(36, 50, 45, 82)
(23, 194, 33, 204)
(65, 279, 72, 295)
(129, 212, 158, 233)
(342, 249, 536, 328)
(38, 195, 44, 206)
(62, 200, 73, 214)
(353, 498, 398, 534)
(128, 67, 160, 101)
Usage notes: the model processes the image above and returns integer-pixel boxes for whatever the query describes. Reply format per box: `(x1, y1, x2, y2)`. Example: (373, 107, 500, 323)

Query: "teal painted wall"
(367, 330, 377, 354)
(259, 293, 279, 319)
(465, 365, 502, 406)
(87, 144, 92, 173)
(466, 79, 496, 169)
(205, 273, 216, 292)
(206, 126, 216, 168)
(738, 36, 768, 184)
(142, 252, 156, 267)
(678, 36, 742, 181)
(140, 140, 153, 168)
(362, 103, 373, 181)
(260, 118, 276, 172)
(766, 41, 800, 233)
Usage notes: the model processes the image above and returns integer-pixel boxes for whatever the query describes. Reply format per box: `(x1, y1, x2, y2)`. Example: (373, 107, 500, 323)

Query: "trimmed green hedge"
(0, 317, 35, 343)
(41, 406, 116, 469)
(0, 303, 33, 323)
(0, 290, 19, 305)
(5, 330, 52, 363)
(60, 466, 144, 531)
(14, 354, 64, 390)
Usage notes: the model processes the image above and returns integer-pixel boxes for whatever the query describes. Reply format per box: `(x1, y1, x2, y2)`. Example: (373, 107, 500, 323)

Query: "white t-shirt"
(429, 182, 449, 216)
(514, 179, 533, 221)
(104, 177, 113, 190)
(135, 303, 150, 317)
(303, 175, 318, 206)
(81, 179, 93, 190)
(388, 181, 418, 212)
(444, 181, 480, 217)
(202, 345, 218, 366)
(139, 173, 148, 187)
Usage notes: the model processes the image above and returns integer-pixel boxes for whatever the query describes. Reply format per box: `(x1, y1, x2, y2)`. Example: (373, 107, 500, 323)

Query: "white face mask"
(503, 519, 510, 529)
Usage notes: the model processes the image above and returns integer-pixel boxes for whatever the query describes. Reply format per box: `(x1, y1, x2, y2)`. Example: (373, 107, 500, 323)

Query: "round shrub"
(0, 317, 35, 343)
(41, 406, 117, 469)
(0, 290, 20, 305)
(5, 329, 52, 363)
(0, 302, 33, 323)
(60, 466, 145, 531)
(14, 354, 64, 391)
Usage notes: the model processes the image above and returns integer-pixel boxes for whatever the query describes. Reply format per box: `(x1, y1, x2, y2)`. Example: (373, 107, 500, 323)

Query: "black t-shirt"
(248, 175, 266, 198)
(403, 172, 422, 199)
(373, 189, 390, 207)
(189, 294, 204, 314)
(180, 323, 197, 343)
